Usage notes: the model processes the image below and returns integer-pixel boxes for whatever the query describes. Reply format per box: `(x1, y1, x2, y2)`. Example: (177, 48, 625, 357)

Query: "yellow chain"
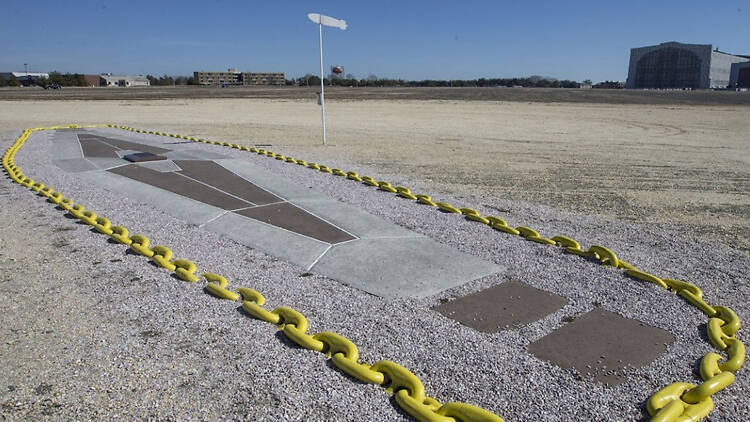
(6, 124, 744, 422)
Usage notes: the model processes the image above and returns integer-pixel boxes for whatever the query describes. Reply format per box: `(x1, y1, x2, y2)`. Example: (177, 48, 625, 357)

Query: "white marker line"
(75, 134, 99, 169)
(306, 244, 333, 271)
(237, 200, 289, 210)
(199, 210, 230, 228)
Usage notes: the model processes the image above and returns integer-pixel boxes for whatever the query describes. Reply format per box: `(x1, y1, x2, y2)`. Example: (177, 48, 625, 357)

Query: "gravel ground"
(0, 127, 748, 421)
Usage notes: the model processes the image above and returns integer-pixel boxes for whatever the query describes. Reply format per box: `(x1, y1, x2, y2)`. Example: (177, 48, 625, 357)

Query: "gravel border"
(1, 126, 747, 421)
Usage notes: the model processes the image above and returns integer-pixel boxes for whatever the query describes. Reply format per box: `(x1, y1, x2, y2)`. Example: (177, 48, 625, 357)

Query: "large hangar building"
(626, 41, 749, 89)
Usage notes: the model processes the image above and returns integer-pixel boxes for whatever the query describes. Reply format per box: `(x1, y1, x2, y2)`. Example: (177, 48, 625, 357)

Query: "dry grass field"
(1, 87, 748, 254)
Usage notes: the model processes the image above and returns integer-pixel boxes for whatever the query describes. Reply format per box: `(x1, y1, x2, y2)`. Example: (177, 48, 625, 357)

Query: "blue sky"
(1, 0, 747, 82)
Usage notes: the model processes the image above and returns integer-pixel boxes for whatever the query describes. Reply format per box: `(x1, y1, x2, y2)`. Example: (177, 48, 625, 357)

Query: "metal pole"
(318, 22, 326, 145)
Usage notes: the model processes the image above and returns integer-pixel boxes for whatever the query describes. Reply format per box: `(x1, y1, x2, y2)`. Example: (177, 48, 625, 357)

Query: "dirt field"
(1, 88, 748, 254)
(2, 85, 750, 105)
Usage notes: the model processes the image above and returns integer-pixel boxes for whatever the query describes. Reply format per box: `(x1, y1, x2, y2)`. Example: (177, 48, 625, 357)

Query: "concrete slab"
(52, 130, 505, 299)
(214, 158, 325, 202)
(52, 132, 88, 160)
(163, 149, 230, 161)
(312, 237, 503, 299)
(433, 280, 568, 332)
(290, 199, 420, 240)
(204, 212, 330, 268)
(52, 158, 98, 173)
(527, 308, 674, 385)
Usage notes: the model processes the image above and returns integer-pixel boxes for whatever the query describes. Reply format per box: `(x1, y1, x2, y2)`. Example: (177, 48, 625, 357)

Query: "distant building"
(626, 42, 749, 89)
(730, 61, 750, 89)
(83, 74, 101, 87)
(0, 71, 49, 86)
(194, 69, 285, 86)
(99, 74, 150, 87)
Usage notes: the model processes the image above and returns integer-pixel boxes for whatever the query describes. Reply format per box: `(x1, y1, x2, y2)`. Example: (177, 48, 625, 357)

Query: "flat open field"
(2, 85, 750, 105)
(1, 87, 749, 420)
(1, 87, 748, 254)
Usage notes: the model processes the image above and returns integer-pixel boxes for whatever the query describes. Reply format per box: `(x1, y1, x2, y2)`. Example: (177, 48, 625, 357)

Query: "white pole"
(318, 22, 326, 146)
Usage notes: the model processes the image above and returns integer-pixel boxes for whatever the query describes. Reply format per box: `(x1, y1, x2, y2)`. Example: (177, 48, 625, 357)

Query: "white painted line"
(306, 244, 333, 271)
(199, 210, 230, 228)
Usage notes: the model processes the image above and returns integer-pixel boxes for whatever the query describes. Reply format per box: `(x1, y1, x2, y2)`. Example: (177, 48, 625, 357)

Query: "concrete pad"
(236, 203, 356, 244)
(203, 212, 330, 268)
(290, 199, 420, 239)
(312, 237, 503, 299)
(527, 308, 674, 385)
(433, 280, 568, 332)
(50, 130, 505, 299)
(108, 165, 251, 210)
(162, 149, 230, 161)
(53, 158, 98, 173)
(214, 159, 325, 201)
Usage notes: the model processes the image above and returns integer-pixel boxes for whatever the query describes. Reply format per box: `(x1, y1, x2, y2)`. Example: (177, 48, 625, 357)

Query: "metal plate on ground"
(108, 164, 252, 210)
(79, 138, 120, 158)
(174, 160, 281, 205)
(527, 308, 674, 385)
(78, 134, 170, 155)
(433, 280, 568, 332)
(236, 203, 355, 244)
(123, 152, 167, 162)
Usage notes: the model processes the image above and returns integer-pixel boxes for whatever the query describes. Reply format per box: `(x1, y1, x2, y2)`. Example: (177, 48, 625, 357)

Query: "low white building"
(99, 74, 150, 87)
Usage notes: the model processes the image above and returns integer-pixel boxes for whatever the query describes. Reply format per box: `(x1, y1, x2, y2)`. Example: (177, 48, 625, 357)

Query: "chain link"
(6, 124, 744, 422)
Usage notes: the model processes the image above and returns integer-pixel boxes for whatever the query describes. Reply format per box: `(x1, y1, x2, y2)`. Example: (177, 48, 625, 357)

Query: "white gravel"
(1, 127, 747, 421)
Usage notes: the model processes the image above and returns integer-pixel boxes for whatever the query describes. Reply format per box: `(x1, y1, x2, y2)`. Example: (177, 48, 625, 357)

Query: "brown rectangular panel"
(528, 308, 674, 385)
(174, 160, 281, 205)
(433, 280, 568, 333)
(79, 135, 170, 154)
(79, 138, 120, 158)
(108, 164, 251, 210)
(236, 203, 355, 244)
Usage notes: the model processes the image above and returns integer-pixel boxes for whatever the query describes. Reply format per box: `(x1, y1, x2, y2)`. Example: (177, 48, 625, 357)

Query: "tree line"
(1, 72, 623, 89)
(289, 74, 614, 89)
(0, 72, 88, 87)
